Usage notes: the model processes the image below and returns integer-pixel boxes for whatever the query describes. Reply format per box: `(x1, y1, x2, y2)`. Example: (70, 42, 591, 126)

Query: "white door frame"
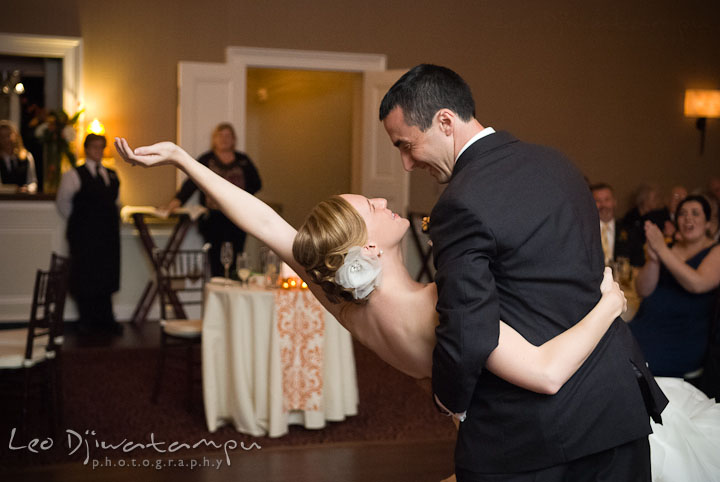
(224, 47, 387, 191)
(177, 47, 412, 214)
(225, 46, 387, 149)
(177, 46, 388, 187)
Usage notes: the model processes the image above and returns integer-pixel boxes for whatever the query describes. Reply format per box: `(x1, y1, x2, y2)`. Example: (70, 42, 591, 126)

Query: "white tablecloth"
(202, 282, 358, 437)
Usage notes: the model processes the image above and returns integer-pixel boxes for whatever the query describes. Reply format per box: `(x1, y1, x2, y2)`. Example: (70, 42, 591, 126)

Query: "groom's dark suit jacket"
(430, 131, 667, 474)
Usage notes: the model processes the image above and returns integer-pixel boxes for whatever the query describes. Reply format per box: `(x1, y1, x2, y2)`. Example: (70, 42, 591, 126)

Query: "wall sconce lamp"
(684, 89, 720, 155)
(86, 118, 106, 135)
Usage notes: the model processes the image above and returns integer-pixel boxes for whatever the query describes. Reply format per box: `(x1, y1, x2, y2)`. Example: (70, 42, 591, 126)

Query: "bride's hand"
(114, 137, 182, 168)
(600, 266, 627, 317)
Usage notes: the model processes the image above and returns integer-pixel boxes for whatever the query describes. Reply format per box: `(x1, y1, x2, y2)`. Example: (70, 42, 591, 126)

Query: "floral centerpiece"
(33, 109, 82, 193)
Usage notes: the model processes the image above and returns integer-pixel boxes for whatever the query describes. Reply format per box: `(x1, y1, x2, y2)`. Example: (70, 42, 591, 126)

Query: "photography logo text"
(8, 427, 261, 469)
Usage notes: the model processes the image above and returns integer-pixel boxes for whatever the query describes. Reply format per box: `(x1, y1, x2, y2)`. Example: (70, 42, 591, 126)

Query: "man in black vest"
(56, 134, 122, 335)
(380, 65, 666, 481)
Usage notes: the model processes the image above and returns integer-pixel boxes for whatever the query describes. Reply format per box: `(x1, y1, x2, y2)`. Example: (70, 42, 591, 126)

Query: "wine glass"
(220, 242, 233, 285)
(262, 248, 281, 289)
(610, 257, 632, 287)
(616, 256, 632, 286)
(236, 252, 251, 287)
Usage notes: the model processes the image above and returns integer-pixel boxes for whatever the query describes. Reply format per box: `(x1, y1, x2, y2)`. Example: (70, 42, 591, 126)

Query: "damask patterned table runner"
(274, 290, 325, 412)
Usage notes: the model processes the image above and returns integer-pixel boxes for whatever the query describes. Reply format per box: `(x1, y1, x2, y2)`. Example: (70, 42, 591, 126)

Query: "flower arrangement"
(32, 109, 83, 193)
(34, 109, 82, 166)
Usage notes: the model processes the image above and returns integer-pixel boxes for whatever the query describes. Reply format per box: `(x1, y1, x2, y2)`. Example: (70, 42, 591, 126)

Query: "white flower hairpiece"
(335, 246, 383, 300)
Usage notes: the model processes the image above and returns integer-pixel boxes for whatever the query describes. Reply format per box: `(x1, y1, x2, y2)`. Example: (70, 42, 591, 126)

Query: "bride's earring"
(366, 244, 383, 257)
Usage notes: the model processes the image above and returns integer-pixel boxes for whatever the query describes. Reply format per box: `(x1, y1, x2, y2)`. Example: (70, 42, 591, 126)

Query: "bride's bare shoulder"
(425, 281, 438, 298)
(334, 282, 437, 337)
(415, 281, 438, 306)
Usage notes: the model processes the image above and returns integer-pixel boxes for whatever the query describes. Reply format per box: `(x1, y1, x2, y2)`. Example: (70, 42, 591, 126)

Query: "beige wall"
(3, 0, 720, 216)
(246, 68, 357, 228)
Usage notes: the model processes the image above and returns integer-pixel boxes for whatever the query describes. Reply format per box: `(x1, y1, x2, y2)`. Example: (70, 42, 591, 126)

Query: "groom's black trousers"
(455, 436, 651, 482)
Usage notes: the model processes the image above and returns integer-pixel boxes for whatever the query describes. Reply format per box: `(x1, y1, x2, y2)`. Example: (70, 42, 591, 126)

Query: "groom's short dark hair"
(379, 64, 476, 131)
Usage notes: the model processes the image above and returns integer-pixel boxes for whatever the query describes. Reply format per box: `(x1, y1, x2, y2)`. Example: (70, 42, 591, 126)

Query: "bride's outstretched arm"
(114, 138, 346, 320)
(115, 138, 297, 263)
(488, 268, 627, 395)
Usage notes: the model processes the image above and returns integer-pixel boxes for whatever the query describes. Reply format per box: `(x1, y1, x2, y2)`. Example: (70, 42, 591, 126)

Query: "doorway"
(177, 48, 433, 276)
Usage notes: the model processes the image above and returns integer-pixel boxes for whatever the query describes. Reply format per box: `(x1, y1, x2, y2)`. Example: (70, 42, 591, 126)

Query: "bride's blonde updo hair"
(292, 195, 367, 304)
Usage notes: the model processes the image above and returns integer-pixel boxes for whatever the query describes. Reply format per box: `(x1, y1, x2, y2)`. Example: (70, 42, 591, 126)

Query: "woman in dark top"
(165, 123, 261, 276)
(630, 195, 720, 377)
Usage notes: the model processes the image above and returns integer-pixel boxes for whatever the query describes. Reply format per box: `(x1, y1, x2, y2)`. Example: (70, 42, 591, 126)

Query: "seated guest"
(590, 183, 643, 267)
(0, 120, 37, 192)
(622, 183, 671, 265)
(662, 185, 687, 238)
(630, 195, 720, 378)
(56, 134, 122, 335)
(704, 183, 720, 242)
(707, 196, 720, 243)
(709, 176, 720, 204)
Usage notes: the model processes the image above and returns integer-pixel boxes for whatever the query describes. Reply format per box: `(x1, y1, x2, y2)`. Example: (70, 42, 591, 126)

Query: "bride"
(115, 138, 719, 481)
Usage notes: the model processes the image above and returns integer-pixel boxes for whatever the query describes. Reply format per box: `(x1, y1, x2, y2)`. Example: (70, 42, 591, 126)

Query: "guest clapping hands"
(631, 195, 720, 378)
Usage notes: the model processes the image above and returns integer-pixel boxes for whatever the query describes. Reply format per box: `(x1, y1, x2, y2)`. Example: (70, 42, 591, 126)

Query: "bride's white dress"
(650, 377, 720, 482)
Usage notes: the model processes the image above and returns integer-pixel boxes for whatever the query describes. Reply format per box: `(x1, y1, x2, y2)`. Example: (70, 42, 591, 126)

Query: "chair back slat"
(24, 263, 68, 361)
(48, 252, 70, 341)
(154, 248, 209, 321)
(49, 253, 69, 340)
(50, 252, 69, 274)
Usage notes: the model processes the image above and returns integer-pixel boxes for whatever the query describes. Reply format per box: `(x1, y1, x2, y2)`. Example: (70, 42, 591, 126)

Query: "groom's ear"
(435, 109, 455, 136)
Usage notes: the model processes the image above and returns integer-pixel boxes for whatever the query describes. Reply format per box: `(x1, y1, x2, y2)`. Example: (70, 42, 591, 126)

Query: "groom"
(380, 65, 666, 481)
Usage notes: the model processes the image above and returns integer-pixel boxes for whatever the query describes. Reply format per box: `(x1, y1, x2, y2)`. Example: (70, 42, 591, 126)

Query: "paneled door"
(359, 70, 408, 215)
